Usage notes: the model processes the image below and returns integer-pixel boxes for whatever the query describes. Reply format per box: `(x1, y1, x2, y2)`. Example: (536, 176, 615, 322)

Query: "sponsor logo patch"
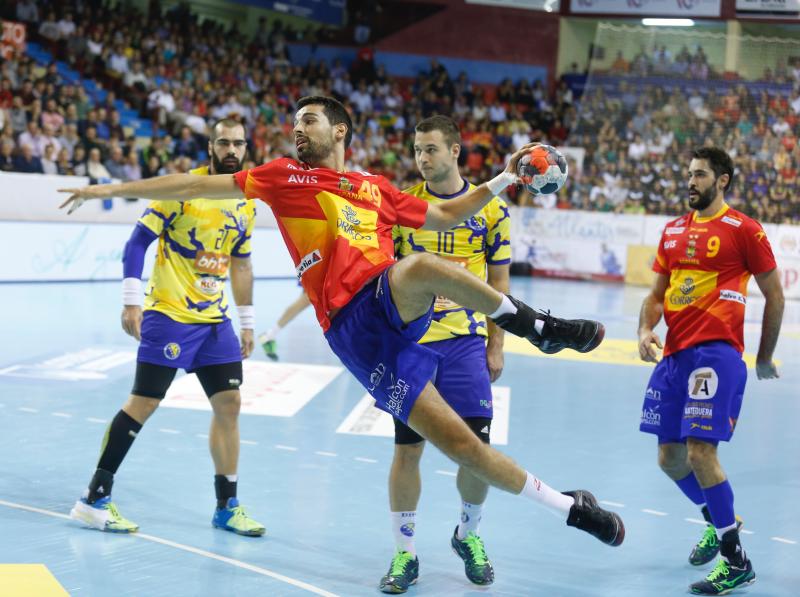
(721, 215, 742, 227)
(719, 289, 746, 304)
(296, 249, 322, 279)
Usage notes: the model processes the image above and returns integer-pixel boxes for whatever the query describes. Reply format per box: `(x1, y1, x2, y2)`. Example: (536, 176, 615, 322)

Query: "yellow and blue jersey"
(393, 180, 511, 343)
(139, 166, 256, 324)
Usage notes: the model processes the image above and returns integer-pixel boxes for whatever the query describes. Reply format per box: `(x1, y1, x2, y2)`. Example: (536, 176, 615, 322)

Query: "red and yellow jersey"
(234, 157, 429, 331)
(653, 204, 776, 356)
(140, 166, 256, 324)
(393, 180, 511, 343)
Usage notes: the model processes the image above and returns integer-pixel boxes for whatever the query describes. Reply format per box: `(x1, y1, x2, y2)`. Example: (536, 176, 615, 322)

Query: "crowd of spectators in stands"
(1, 0, 799, 225)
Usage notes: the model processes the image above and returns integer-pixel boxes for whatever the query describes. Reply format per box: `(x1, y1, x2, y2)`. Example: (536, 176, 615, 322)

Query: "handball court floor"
(1, 277, 798, 597)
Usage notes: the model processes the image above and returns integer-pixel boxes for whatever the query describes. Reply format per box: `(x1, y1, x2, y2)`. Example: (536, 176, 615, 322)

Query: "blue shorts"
(428, 335, 493, 419)
(324, 269, 439, 424)
(138, 311, 241, 372)
(639, 341, 747, 443)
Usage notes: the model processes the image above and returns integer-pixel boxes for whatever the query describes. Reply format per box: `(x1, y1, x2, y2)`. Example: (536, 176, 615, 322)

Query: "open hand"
(638, 330, 663, 363)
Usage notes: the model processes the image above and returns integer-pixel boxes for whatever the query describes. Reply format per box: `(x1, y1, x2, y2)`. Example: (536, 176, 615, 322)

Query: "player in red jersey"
(60, 96, 624, 565)
(638, 147, 784, 595)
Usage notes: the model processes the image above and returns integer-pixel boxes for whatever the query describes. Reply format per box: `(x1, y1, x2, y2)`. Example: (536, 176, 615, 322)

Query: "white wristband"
(122, 277, 143, 307)
(237, 305, 255, 330)
(486, 171, 517, 196)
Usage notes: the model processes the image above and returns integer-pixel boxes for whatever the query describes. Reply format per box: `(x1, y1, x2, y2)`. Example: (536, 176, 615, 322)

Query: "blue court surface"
(1, 277, 798, 596)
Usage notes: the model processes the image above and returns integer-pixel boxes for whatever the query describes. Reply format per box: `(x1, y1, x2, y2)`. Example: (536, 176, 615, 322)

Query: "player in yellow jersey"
(379, 116, 510, 593)
(70, 119, 265, 537)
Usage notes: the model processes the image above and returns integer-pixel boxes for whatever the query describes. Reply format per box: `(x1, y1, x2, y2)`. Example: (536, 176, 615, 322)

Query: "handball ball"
(517, 145, 568, 195)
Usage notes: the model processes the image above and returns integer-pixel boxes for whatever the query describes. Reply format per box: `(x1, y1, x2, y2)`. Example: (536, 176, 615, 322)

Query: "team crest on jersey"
(686, 233, 699, 258)
(338, 177, 354, 192)
(163, 343, 181, 360)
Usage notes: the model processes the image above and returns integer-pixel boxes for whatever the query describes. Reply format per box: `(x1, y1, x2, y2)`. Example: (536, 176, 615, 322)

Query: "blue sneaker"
(212, 497, 265, 536)
(378, 551, 419, 594)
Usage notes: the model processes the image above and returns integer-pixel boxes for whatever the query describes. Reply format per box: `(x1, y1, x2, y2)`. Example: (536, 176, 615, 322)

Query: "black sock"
(96, 410, 143, 476)
(214, 475, 237, 509)
(87, 468, 115, 504)
(701, 505, 713, 524)
(720, 529, 746, 567)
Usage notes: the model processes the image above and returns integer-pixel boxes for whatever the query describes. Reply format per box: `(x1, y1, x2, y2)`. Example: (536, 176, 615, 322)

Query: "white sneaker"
(70, 496, 139, 533)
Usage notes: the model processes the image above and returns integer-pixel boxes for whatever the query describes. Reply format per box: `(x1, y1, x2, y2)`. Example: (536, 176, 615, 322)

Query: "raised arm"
(754, 268, 784, 379)
(422, 143, 534, 231)
(59, 173, 245, 213)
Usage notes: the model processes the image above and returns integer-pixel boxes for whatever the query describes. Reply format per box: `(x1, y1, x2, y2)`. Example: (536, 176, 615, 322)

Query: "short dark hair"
(692, 146, 733, 192)
(296, 95, 353, 148)
(415, 114, 461, 148)
(210, 118, 245, 142)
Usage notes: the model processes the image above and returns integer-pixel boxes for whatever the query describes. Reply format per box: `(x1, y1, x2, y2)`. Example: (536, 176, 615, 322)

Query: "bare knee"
(210, 390, 241, 422)
(686, 438, 718, 472)
(658, 442, 690, 479)
(123, 394, 161, 423)
(393, 442, 425, 470)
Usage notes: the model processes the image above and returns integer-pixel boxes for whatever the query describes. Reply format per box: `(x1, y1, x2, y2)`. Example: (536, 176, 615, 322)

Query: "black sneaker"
(492, 296, 605, 354)
(689, 557, 755, 595)
(378, 551, 419, 594)
(563, 490, 625, 547)
(450, 526, 494, 586)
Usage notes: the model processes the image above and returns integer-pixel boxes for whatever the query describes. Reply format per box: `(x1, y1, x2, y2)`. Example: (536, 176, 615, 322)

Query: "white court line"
(435, 470, 457, 477)
(18, 407, 38, 413)
(315, 451, 337, 457)
(771, 537, 796, 544)
(685, 518, 706, 525)
(354, 457, 377, 463)
(86, 417, 107, 424)
(52, 412, 73, 418)
(196, 433, 209, 439)
(0, 499, 340, 596)
(275, 445, 298, 451)
(600, 501, 625, 508)
(158, 428, 180, 435)
(741, 529, 754, 535)
(642, 509, 668, 516)
(241, 440, 258, 446)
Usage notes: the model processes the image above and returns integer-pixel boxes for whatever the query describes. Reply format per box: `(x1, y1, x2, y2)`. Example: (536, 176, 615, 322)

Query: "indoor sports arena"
(1, 1, 798, 596)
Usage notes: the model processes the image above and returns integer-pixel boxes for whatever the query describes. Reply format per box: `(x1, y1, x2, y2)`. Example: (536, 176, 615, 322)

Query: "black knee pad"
(195, 361, 243, 398)
(131, 362, 178, 399)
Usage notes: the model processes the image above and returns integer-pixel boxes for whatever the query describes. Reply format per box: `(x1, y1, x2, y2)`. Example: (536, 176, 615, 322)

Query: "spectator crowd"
(1, 0, 799, 225)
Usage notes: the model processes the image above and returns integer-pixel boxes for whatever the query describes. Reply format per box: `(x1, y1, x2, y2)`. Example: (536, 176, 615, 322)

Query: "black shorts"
(131, 360, 243, 400)
(393, 416, 492, 445)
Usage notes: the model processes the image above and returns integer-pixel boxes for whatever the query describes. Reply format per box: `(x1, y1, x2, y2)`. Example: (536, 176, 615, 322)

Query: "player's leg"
(680, 343, 753, 595)
(388, 253, 604, 354)
(379, 422, 425, 594)
(407, 383, 624, 546)
(70, 362, 176, 533)
(259, 290, 311, 360)
(195, 328, 265, 537)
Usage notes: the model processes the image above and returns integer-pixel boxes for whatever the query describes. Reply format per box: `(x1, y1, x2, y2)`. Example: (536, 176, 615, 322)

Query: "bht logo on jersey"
(688, 367, 718, 400)
(163, 343, 181, 360)
(195, 252, 230, 275)
(296, 249, 322, 279)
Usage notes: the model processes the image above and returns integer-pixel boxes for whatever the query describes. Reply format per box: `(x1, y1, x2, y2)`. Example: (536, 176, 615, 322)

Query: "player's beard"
(297, 134, 334, 165)
(688, 184, 716, 211)
(212, 152, 244, 174)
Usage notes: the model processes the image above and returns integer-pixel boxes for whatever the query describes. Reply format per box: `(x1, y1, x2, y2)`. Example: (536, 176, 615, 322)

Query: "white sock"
(489, 295, 517, 319)
(718, 521, 738, 535)
(520, 472, 574, 515)
(225, 474, 238, 483)
(457, 501, 484, 540)
(262, 326, 281, 342)
(391, 511, 417, 556)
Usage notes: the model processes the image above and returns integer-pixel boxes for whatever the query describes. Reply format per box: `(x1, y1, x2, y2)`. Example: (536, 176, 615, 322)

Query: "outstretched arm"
(423, 143, 534, 231)
(59, 173, 245, 213)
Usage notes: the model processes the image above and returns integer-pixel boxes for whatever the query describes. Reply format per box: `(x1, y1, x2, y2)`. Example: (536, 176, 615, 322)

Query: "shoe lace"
(463, 533, 489, 566)
(706, 559, 730, 582)
(228, 505, 257, 527)
(106, 502, 123, 520)
(697, 525, 719, 549)
(390, 551, 413, 576)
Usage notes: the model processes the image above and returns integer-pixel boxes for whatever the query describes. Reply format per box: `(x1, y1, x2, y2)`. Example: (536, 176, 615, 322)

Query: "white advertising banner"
(736, 0, 800, 12)
(0, 221, 295, 281)
(570, 0, 721, 16)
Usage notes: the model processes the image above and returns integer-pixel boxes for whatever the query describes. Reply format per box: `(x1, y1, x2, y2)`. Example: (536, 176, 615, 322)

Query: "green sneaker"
(259, 334, 278, 361)
(450, 526, 494, 586)
(212, 498, 266, 536)
(70, 496, 139, 533)
(690, 556, 755, 595)
(378, 551, 419, 594)
(690, 517, 744, 566)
